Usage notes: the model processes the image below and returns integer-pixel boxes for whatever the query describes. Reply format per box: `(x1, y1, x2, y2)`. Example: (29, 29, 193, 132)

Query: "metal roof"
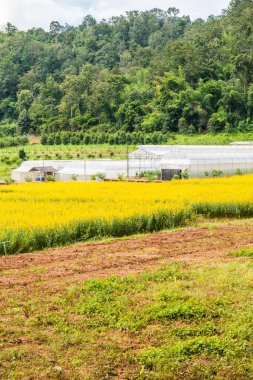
(29, 166, 56, 173)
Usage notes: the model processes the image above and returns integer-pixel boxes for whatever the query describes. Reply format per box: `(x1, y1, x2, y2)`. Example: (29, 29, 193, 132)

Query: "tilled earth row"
(1, 224, 253, 290)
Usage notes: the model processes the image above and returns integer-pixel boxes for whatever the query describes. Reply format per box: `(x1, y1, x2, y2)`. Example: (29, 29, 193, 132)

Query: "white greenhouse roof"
(13, 159, 160, 174)
(161, 156, 253, 166)
(230, 141, 253, 145)
(13, 160, 71, 171)
(130, 145, 253, 160)
(57, 160, 128, 175)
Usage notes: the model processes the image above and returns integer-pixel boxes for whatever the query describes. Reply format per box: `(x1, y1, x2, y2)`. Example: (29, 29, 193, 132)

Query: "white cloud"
(88, 0, 230, 20)
(0, 0, 230, 31)
(0, 0, 84, 30)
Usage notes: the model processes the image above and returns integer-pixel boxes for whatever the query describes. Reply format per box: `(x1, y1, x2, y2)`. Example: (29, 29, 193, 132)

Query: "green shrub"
(139, 170, 161, 180)
(182, 169, 190, 179)
(212, 170, 223, 177)
(90, 172, 106, 181)
(45, 175, 56, 182)
(235, 168, 242, 175)
(117, 173, 125, 181)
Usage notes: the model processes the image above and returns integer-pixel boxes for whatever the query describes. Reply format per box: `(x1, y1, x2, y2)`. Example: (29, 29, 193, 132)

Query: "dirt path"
(1, 224, 253, 290)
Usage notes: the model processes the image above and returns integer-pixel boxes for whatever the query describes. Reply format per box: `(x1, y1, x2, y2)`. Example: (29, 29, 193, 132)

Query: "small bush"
(45, 175, 56, 182)
(235, 168, 242, 175)
(90, 172, 106, 181)
(182, 169, 190, 179)
(212, 170, 223, 177)
(117, 173, 125, 181)
(139, 170, 161, 180)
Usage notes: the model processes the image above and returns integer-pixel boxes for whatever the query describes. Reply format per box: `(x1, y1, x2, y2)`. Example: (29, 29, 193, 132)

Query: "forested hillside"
(0, 0, 253, 145)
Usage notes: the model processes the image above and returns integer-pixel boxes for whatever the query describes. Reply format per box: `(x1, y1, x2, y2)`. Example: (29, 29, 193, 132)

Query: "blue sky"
(0, 0, 230, 31)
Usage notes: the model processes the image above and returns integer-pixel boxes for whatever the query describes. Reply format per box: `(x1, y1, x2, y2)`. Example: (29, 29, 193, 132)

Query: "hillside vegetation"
(1, 1, 253, 144)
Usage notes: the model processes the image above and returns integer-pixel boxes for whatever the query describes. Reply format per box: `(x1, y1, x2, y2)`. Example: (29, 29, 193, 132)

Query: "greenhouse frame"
(130, 145, 253, 179)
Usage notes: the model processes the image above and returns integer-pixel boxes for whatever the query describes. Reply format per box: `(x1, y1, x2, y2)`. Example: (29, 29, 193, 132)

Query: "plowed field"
(1, 223, 253, 289)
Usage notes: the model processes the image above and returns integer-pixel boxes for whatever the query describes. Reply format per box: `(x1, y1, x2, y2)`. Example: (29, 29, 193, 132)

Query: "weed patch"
(230, 248, 253, 258)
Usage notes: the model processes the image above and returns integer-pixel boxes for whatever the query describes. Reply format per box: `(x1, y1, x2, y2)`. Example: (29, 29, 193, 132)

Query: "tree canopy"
(1, 1, 253, 144)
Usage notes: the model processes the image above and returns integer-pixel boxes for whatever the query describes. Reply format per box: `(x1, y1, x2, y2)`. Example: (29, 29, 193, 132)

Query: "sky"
(0, 0, 231, 31)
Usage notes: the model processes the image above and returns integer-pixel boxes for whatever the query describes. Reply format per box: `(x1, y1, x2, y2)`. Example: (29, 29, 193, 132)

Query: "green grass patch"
(1, 260, 253, 379)
(230, 248, 253, 258)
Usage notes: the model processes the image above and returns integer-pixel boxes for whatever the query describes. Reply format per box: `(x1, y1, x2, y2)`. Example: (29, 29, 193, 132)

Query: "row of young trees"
(1, 1, 253, 139)
(41, 131, 169, 145)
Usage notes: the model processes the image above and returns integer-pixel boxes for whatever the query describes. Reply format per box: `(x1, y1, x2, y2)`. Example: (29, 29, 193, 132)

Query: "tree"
(50, 21, 63, 36)
(18, 149, 26, 160)
(4, 22, 18, 35)
(17, 90, 33, 111)
(17, 110, 31, 135)
(81, 15, 97, 29)
(0, 3, 252, 139)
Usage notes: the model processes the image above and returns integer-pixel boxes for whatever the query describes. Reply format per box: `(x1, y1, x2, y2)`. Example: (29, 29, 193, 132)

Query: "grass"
(167, 132, 253, 145)
(230, 248, 253, 258)
(1, 256, 253, 379)
(192, 202, 253, 218)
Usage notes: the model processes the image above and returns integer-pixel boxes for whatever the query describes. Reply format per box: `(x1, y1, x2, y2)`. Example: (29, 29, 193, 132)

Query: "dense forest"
(0, 0, 253, 145)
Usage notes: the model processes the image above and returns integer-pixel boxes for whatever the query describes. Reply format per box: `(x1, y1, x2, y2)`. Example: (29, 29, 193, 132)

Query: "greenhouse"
(12, 159, 161, 182)
(55, 159, 161, 181)
(11, 144, 253, 182)
(55, 160, 126, 181)
(161, 155, 253, 179)
(130, 144, 253, 160)
(130, 145, 253, 179)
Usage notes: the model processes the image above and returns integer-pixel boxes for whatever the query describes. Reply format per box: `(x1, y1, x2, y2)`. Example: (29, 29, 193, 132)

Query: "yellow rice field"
(1, 175, 253, 254)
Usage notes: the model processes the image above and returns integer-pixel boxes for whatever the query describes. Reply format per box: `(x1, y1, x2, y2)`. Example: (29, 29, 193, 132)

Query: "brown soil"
(1, 224, 253, 290)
